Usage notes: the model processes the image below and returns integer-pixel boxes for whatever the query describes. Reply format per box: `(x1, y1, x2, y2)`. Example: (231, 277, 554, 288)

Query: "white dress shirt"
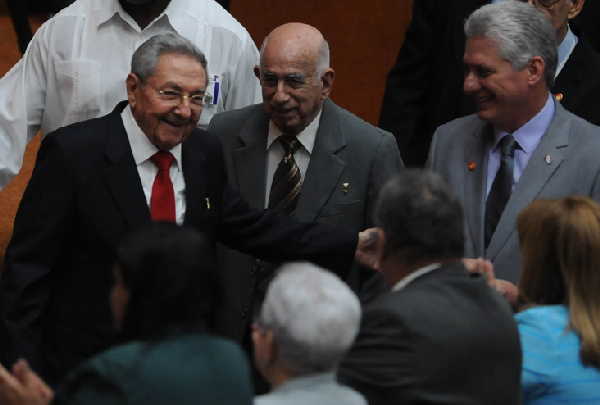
(121, 105, 186, 224)
(392, 263, 441, 292)
(264, 110, 322, 208)
(0, 0, 261, 189)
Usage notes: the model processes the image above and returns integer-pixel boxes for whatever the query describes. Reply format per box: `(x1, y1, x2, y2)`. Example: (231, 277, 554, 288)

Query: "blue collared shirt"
(556, 26, 578, 77)
(486, 95, 555, 196)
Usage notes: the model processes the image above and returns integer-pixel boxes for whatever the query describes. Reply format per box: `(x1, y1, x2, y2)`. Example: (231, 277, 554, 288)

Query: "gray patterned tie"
(268, 134, 303, 214)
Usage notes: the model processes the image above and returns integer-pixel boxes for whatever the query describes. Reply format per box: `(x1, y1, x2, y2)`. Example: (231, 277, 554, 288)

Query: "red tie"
(150, 151, 176, 222)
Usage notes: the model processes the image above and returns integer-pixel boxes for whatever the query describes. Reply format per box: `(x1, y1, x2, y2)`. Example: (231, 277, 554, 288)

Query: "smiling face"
(463, 36, 539, 132)
(256, 25, 334, 135)
(127, 53, 206, 150)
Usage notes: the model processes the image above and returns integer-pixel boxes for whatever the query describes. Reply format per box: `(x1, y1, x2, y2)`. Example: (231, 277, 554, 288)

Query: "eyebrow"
(161, 81, 206, 93)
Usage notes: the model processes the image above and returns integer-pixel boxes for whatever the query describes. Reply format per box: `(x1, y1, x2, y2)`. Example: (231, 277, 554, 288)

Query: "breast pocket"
(56, 60, 102, 126)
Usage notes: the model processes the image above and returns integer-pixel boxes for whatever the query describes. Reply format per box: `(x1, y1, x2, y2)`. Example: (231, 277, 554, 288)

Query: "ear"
(320, 68, 335, 99)
(568, 0, 585, 19)
(526, 56, 546, 87)
(372, 228, 386, 272)
(126, 73, 141, 108)
(254, 66, 261, 80)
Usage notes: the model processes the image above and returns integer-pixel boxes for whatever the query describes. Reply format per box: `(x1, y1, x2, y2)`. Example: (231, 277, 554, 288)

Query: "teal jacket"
(53, 333, 253, 405)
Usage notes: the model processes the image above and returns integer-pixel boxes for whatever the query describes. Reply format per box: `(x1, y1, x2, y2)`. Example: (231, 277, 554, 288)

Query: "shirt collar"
(267, 109, 322, 154)
(557, 25, 578, 77)
(97, 0, 178, 33)
(121, 105, 182, 169)
(492, 94, 555, 155)
(391, 263, 441, 292)
(269, 372, 337, 394)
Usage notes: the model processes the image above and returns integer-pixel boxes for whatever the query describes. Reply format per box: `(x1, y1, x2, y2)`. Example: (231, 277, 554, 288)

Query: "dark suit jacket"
(0, 102, 357, 384)
(380, 0, 600, 167)
(210, 100, 403, 343)
(338, 262, 522, 405)
(53, 333, 253, 405)
(428, 102, 600, 282)
(553, 38, 600, 124)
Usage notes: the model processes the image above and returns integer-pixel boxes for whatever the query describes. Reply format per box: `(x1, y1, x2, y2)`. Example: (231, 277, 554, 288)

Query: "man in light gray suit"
(210, 23, 402, 345)
(428, 1, 600, 285)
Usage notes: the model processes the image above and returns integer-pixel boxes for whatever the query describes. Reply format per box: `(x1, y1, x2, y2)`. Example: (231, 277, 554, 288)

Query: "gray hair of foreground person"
(374, 170, 465, 265)
(131, 32, 208, 82)
(256, 262, 361, 375)
(465, 0, 558, 88)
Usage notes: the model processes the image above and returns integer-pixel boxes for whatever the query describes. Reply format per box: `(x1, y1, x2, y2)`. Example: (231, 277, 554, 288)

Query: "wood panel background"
(0, 0, 413, 258)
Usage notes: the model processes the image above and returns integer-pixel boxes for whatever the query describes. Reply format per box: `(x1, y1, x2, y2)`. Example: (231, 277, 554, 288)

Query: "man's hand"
(0, 359, 53, 405)
(355, 228, 381, 270)
(462, 258, 519, 307)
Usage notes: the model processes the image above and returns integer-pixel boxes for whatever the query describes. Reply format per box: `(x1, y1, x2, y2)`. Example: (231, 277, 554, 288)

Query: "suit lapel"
(232, 111, 269, 209)
(487, 103, 569, 259)
(295, 100, 346, 222)
(103, 103, 150, 229)
(464, 121, 491, 256)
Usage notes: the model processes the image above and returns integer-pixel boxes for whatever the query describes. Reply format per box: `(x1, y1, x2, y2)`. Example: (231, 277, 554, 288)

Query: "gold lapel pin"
(545, 154, 552, 165)
(342, 182, 350, 194)
(467, 161, 477, 171)
(554, 93, 564, 102)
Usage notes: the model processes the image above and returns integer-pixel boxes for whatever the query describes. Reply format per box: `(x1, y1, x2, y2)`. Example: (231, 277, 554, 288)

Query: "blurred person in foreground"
(253, 262, 366, 405)
(338, 170, 522, 405)
(0, 222, 253, 405)
(516, 196, 600, 403)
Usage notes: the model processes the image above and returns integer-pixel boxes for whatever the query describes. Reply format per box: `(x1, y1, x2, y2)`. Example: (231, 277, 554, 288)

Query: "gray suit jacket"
(428, 101, 600, 282)
(209, 99, 403, 341)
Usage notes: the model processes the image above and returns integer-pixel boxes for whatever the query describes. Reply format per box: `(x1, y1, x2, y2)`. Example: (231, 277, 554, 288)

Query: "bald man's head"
(255, 23, 335, 135)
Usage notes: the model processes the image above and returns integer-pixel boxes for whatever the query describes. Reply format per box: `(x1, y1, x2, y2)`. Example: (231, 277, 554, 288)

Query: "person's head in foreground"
(112, 221, 215, 341)
(370, 169, 465, 284)
(463, 1, 557, 132)
(253, 262, 364, 402)
(518, 196, 600, 365)
(516, 196, 600, 402)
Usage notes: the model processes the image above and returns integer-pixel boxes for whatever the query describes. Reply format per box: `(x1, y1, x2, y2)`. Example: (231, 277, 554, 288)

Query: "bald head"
(255, 23, 335, 135)
(260, 23, 330, 76)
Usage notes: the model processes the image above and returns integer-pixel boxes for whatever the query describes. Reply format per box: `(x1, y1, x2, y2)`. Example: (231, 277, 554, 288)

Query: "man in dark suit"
(0, 33, 362, 385)
(211, 23, 402, 344)
(428, 2, 600, 285)
(380, 0, 600, 167)
(337, 170, 522, 405)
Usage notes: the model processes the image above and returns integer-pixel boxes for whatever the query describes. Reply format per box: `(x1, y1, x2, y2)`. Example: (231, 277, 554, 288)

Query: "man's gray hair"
(465, 1, 557, 88)
(258, 262, 361, 376)
(131, 33, 208, 82)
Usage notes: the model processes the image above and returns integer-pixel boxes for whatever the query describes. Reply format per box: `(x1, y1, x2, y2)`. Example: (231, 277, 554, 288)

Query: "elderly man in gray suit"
(210, 23, 402, 345)
(428, 1, 600, 286)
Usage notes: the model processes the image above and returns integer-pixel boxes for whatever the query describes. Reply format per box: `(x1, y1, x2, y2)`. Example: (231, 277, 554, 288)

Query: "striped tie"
(269, 134, 303, 214)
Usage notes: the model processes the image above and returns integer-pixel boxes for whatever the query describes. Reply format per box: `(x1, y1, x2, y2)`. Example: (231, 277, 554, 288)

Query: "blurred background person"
(0, 222, 254, 405)
(516, 197, 600, 403)
(253, 262, 366, 405)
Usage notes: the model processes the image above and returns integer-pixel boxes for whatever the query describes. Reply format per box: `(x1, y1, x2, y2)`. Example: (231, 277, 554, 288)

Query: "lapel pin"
(545, 154, 552, 165)
(467, 161, 477, 171)
(554, 93, 564, 102)
(205, 197, 211, 210)
(341, 182, 350, 194)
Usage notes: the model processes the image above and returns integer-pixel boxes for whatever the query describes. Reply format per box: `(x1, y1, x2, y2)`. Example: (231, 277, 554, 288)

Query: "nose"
(463, 71, 480, 95)
(174, 97, 193, 119)
(272, 80, 290, 104)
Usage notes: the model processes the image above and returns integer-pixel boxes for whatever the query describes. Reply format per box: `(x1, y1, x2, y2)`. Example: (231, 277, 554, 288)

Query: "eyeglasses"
(157, 89, 205, 107)
(145, 84, 205, 108)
